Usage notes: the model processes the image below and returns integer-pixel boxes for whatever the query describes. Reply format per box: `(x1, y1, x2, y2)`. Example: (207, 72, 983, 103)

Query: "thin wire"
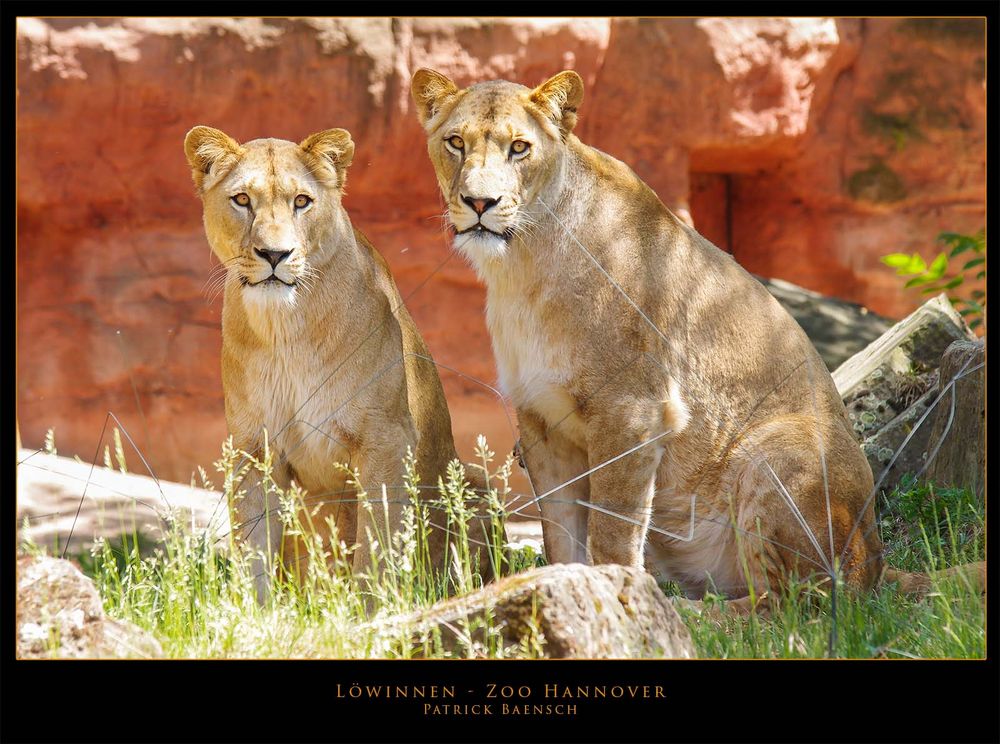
(838, 354, 978, 566)
(61, 413, 111, 559)
(575, 494, 698, 543)
(538, 197, 674, 350)
(510, 430, 672, 515)
(851, 358, 981, 556)
(16, 461, 165, 520)
(59, 412, 172, 559)
(16, 447, 47, 467)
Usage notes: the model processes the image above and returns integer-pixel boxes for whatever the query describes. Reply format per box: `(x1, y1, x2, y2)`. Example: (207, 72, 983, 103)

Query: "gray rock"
(374, 563, 696, 659)
(16, 554, 162, 659)
(16, 449, 226, 558)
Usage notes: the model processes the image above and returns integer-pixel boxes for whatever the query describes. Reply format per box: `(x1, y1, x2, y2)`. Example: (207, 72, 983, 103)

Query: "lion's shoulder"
(353, 226, 393, 275)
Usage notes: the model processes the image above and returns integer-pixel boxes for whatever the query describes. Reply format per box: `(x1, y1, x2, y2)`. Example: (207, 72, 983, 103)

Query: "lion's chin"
(242, 280, 298, 309)
(452, 229, 510, 265)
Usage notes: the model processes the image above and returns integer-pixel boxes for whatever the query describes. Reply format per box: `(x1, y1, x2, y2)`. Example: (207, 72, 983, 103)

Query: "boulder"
(16, 554, 162, 658)
(375, 563, 696, 659)
(16, 448, 226, 558)
(925, 340, 985, 497)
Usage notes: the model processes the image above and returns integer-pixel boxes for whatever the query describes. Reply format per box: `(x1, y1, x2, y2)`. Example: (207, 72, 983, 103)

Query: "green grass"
(47, 435, 545, 659)
(26, 435, 984, 659)
(677, 477, 985, 658)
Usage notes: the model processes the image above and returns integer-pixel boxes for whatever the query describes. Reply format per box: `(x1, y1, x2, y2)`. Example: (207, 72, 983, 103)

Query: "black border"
(5, 4, 998, 744)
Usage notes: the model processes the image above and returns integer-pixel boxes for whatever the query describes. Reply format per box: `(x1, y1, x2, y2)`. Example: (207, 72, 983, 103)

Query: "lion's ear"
(411, 68, 460, 128)
(183, 126, 243, 192)
(299, 128, 355, 190)
(529, 71, 584, 138)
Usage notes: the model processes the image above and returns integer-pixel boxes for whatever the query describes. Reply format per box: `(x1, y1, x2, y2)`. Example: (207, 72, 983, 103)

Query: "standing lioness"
(184, 125, 484, 602)
(410, 69, 976, 610)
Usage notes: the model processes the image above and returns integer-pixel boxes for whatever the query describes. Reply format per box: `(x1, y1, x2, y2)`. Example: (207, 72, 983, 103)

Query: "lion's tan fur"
(411, 69, 890, 603)
(184, 125, 479, 601)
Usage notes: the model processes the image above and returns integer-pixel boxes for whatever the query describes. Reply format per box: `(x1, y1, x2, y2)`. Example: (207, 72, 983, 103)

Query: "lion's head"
(183, 126, 355, 308)
(410, 69, 584, 266)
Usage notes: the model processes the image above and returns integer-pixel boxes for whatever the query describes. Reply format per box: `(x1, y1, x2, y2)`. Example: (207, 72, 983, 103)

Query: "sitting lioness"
(184, 125, 490, 602)
(410, 69, 984, 612)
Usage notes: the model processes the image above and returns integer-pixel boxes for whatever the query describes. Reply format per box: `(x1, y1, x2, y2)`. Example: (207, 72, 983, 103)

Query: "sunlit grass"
(29, 430, 984, 659)
(679, 479, 985, 658)
(59, 435, 543, 659)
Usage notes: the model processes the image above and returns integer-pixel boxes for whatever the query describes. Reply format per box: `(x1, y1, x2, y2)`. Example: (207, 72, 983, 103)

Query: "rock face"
(16, 18, 985, 482)
(926, 340, 985, 497)
(832, 295, 975, 492)
(381, 563, 696, 659)
(17, 554, 163, 659)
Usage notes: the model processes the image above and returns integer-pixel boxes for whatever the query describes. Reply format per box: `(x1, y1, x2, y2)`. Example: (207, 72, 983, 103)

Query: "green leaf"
(970, 318, 982, 330)
(963, 257, 985, 270)
(958, 308, 976, 316)
(976, 270, 985, 280)
(920, 280, 960, 294)
(949, 241, 976, 258)
(971, 290, 985, 300)
(883, 252, 929, 274)
(904, 275, 933, 288)
(926, 253, 948, 279)
(882, 253, 914, 268)
(940, 231, 983, 257)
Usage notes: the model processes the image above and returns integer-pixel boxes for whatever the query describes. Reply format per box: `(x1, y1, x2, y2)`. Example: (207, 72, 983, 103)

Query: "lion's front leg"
(350, 428, 414, 582)
(516, 410, 590, 565)
(229, 453, 292, 606)
(584, 407, 666, 569)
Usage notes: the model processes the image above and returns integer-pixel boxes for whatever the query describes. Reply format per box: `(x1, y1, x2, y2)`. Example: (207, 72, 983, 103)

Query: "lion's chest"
(487, 298, 587, 445)
(225, 342, 353, 480)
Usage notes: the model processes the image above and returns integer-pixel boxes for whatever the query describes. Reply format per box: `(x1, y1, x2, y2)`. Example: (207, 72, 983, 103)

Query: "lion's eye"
(447, 135, 465, 150)
(231, 193, 251, 207)
(510, 140, 530, 156)
(294, 195, 312, 209)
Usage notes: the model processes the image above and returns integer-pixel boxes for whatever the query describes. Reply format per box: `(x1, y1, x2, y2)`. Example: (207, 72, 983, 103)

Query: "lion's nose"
(254, 247, 293, 268)
(462, 194, 500, 216)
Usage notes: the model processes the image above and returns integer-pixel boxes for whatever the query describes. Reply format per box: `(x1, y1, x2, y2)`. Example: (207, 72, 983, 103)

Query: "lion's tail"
(882, 561, 986, 598)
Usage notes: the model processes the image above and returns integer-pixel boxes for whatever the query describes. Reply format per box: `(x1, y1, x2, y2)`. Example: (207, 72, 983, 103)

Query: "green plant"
(28, 433, 983, 659)
(878, 475, 984, 572)
(881, 229, 985, 329)
(43, 428, 57, 455)
(102, 427, 130, 473)
(68, 435, 547, 659)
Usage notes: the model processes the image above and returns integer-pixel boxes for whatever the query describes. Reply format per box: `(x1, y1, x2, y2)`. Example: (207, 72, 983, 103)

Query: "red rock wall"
(16, 18, 986, 482)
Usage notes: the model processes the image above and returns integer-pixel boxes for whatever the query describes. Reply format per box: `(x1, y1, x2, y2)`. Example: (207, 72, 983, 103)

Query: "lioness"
(411, 69, 983, 611)
(184, 125, 490, 602)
